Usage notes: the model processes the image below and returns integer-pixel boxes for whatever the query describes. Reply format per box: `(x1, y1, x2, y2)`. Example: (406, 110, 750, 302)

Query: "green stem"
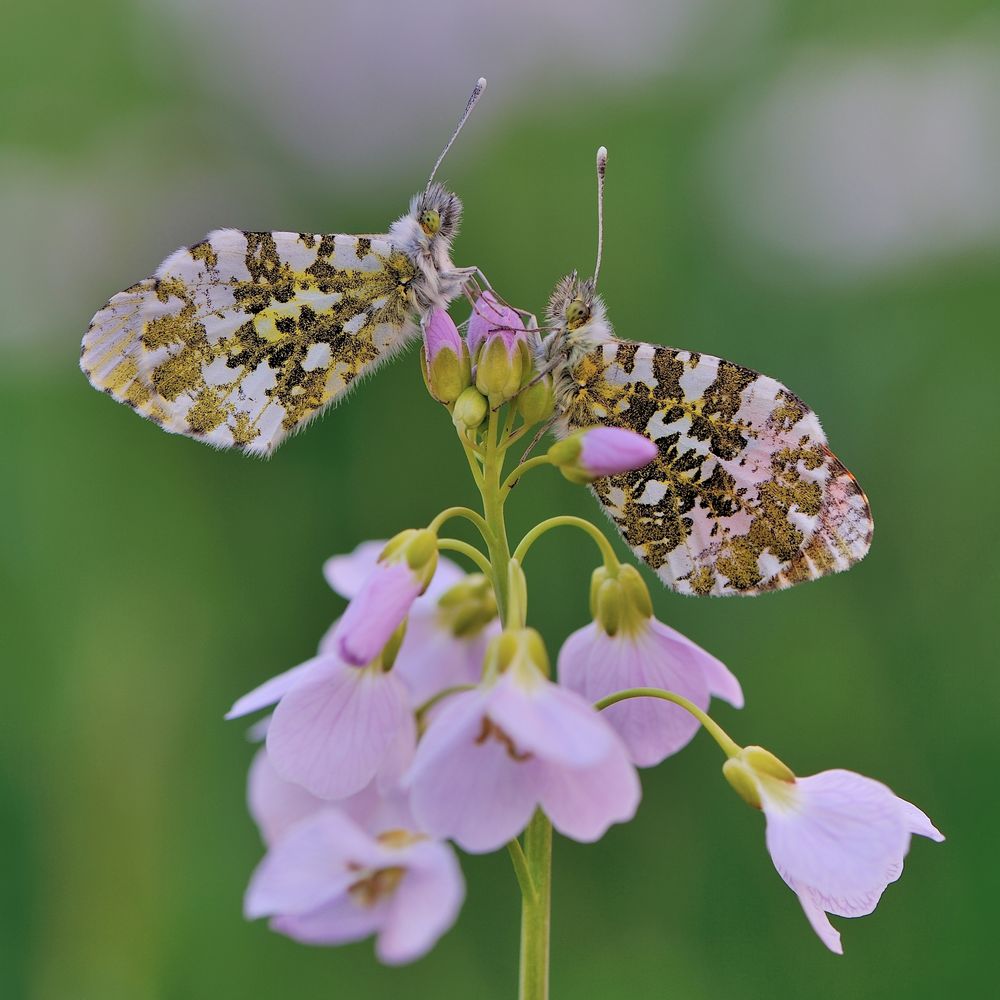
(513, 515, 620, 570)
(501, 455, 554, 493)
(475, 404, 551, 1000)
(595, 687, 743, 758)
(428, 505, 491, 540)
(518, 811, 552, 1000)
(436, 538, 493, 577)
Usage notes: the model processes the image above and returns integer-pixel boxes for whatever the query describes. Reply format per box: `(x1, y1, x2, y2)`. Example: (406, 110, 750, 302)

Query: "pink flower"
(724, 749, 944, 954)
(227, 655, 414, 800)
(334, 530, 438, 667)
(548, 427, 658, 483)
(248, 742, 415, 846)
(559, 566, 742, 766)
(323, 541, 500, 705)
(406, 629, 640, 853)
(245, 809, 465, 965)
(467, 290, 524, 358)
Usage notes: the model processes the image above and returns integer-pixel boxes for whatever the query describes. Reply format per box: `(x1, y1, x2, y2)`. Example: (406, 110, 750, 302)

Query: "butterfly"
(81, 79, 491, 456)
(534, 148, 873, 596)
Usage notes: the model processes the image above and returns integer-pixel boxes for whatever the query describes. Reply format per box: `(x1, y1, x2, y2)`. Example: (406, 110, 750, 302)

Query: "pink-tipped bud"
(548, 427, 658, 484)
(422, 310, 470, 404)
(467, 291, 524, 360)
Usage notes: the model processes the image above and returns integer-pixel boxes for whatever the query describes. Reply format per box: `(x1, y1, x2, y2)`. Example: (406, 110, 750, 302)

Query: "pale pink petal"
(423, 309, 463, 363)
(896, 797, 945, 842)
(323, 541, 386, 599)
(764, 770, 913, 916)
(467, 291, 523, 357)
(226, 656, 325, 720)
(795, 883, 844, 955)
(272, 894, 386, 946)
(559, 624, 707, 766)
(376, 841, 465, 965)
(336, 561, 423, 666)
(649, 619, 744, 709)
(538, 735, 641, 843)
(267, 659, 411, 799)
(392, 612, 494, 705)
(486, 672, 613, 768)
(244, 810, 381, 919)
(247, 747, 325, 846)
(375, 706, 417, 791)
(407, 691, 540, 853)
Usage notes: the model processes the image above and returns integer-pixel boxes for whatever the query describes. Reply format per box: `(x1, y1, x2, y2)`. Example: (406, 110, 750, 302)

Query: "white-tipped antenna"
(426, 78, 488, 190)
(593, 146, 608, 286)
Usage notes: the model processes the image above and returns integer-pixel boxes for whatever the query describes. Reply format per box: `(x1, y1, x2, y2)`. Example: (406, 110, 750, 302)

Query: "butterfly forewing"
(81, 230, 419, 455)
(560, 339, 873, 595)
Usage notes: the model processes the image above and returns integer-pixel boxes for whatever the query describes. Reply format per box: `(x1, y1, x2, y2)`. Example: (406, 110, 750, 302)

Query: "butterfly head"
(412, 183, 463, 244)
(546, 272, 610, 345)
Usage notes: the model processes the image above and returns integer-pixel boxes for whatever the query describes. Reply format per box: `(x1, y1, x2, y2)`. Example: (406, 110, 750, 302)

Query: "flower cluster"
(228, 292, 941, 972)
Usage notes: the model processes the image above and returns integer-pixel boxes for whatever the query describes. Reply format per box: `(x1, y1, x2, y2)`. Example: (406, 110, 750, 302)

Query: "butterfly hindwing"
(560, 339, 873, 595)
(81, 230, 419, 455)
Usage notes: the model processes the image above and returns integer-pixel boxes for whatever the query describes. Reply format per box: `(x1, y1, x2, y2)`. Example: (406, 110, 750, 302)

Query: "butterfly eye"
(420, 209, 442, 236)
(565, 297, 591, 330)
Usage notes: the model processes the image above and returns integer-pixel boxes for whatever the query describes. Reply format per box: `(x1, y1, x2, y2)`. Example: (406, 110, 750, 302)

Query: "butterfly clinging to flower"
(81, 79, 493, 456)
(535, 148, 873, 596)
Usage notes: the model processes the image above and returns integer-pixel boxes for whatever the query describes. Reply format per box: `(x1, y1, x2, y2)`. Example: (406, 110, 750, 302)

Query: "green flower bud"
(723, 745, 797, 811)
(516, 374, 555, 426)
(452, 386, 488, 432)
(475, 332, 525, 408)
(436, 573, 498, 638)
(483, 627, 550, 683)
(588, 563, 653, 637)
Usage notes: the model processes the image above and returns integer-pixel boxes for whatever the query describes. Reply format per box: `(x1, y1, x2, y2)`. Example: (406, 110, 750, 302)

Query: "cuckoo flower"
(548, 427, 658, 484)
(560, 564, 743, 766)
(334, 529, 438, 667)
(467, 290, 523, 358)
(245, 809, 464, 965)
(323, 541, 500, 705)
(407, 628, 640, 853)
(723, 747, 944, 954)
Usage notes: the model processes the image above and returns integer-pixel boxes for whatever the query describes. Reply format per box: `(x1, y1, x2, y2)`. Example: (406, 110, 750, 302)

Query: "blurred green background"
(3, 1, 998, 997)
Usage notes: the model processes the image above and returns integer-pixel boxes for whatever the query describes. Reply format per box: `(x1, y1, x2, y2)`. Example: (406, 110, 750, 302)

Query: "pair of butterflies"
(81, 79, 872, 597)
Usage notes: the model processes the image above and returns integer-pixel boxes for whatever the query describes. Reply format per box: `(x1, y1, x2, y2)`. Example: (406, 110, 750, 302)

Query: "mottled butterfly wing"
(81, 230, 419, 455)
(560, 340, 873, 595)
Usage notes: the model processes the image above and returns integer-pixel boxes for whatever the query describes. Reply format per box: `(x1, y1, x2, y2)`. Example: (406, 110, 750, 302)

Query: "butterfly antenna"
(426, 78, 488, 191)
(593, 146, 608, 287)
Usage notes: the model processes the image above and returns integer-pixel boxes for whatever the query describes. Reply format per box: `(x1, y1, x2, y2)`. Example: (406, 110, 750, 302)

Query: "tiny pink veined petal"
(248, 747, 326, 846)
(560, 621, 731, 767)
(376, 840, 465, 965)
(760, 769, 943, 952)
(226, 656, 323, 720)
(406, 690, 541, 853)
(467, 290, 523, 357)
(796, 886, 843, 955)
(336, 560, 423, 666)
(245, 809, 381, 919)
(486, 669, 613, 768)
(538, 731, 640, 842)
(578, 427, 658, 478)
(266, 657, 412, 799)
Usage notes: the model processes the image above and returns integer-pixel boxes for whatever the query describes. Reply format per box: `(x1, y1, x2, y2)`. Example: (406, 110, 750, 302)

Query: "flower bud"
(452, 386, 488, 432)
(436, 574, 498, 638)
(548, 427, 658, 484)
(515, 373, 555, 426)
(422, 309, 470, 404)
(467, 291, 522, 360)
(476, 330, 528, 408)
(588, 564, 652, 637)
